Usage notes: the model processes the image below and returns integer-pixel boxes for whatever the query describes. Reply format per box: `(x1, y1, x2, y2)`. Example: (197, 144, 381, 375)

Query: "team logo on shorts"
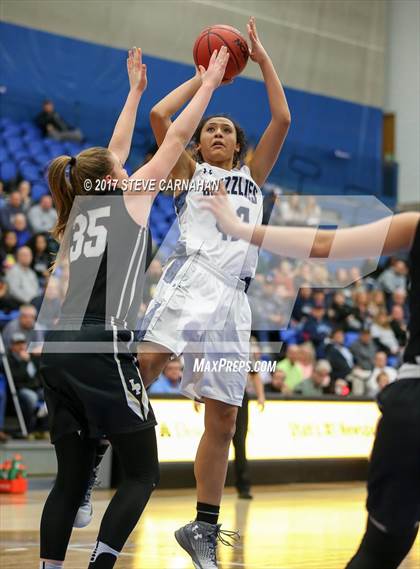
(129, 379, 142, 396)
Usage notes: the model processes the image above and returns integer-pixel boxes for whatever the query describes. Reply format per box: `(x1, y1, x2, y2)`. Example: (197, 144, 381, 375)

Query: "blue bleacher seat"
(0, 160, 17, 183)
(31, 182, 49, 202)
(27, 141, 46, 155)
(0, 147, 9, 161)
(3, 124, 21, 138)
(33, 153, 50, 167)
(20, 162, 41, 183)
(6, 137, 24, 153)
(0, 117, 14, 129)
(13, 149, 31, 162)
(281, 328, 299, 344)
(23, 131, 41, 144)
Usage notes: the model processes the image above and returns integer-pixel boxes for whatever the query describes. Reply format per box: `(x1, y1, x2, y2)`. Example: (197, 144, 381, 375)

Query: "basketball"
(193, 25, 249, 81)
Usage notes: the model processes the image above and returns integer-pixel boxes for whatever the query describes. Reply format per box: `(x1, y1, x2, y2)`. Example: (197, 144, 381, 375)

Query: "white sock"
(90, 540, 120, 564)
(39, 561, 63, 568)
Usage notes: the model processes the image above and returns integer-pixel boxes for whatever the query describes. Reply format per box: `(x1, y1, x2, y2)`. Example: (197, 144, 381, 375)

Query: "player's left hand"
(127, 47, 147, 93)
(247, 17, 269, 64)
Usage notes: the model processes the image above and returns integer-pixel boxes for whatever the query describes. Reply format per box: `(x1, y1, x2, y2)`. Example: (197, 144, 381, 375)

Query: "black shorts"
(367, 378, 420, 532)
(40, 325, 156, 443)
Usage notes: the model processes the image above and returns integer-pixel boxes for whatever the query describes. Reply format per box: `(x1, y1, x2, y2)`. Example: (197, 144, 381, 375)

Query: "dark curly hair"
(191, 114, 248, 168)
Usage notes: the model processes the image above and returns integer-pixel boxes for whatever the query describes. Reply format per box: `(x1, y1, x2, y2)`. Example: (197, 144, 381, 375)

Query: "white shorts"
(140, 255, 252, 406)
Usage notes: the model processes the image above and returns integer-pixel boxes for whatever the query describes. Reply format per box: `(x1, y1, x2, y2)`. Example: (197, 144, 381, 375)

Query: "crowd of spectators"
(0, 117, 411, 440)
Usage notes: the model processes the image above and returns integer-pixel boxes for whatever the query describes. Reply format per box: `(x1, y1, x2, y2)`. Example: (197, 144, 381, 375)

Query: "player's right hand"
(199, 46, 230, 90)
(127, 47, 147, 94)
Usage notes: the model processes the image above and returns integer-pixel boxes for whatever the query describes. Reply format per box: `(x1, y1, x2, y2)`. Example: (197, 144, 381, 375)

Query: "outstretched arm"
(108, 47, 147, 165)
(201, 184, 420, 258)
(247, 17, 291, 187)
(149, 72, 202, 179)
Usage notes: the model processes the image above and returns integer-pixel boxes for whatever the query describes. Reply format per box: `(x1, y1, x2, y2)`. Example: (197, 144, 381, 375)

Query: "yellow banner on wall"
(151, 399, 381, 462)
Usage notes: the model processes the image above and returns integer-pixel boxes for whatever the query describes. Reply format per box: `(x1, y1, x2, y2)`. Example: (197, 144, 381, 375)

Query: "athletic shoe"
(174, 520, 239, 569)
(73, 467, 99, 528)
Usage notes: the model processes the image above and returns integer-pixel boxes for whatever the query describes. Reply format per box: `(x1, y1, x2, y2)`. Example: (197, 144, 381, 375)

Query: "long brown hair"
(48, 147, 113, 241)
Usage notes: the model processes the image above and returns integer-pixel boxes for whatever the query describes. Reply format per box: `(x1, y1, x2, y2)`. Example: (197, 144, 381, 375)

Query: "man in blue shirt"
(148, 358, 182, 394)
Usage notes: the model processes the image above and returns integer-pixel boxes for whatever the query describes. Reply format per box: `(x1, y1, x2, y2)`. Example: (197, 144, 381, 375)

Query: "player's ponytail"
(48, 147, 113, 241)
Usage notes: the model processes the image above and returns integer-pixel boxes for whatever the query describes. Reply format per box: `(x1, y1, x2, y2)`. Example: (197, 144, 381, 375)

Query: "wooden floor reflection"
(1, 483, 419, 568)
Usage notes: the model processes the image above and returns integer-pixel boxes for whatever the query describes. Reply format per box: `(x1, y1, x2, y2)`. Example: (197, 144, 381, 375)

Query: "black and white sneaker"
(174, 520, 239, 569)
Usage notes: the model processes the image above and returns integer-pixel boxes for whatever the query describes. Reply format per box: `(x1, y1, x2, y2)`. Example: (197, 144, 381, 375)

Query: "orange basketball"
(193, 25, 249, 81)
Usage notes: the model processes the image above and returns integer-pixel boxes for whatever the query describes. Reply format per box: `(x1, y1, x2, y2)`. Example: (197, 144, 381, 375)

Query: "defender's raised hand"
(127, 47, 147, 93)
(199, 46, 230, 90)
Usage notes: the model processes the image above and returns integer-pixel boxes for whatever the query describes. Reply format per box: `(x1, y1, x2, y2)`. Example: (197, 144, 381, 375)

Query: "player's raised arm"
(108, 47, 147, 165)
(149, 71, 202, 180)
(132, 48, 229, 186)
(201, 184, 420, 258)
(246, 17, 291, 188)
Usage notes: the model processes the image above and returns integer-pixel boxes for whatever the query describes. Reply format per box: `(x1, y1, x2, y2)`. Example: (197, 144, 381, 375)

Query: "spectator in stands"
(0, 190, 25, 231)
(2, 304, 44, 349)
(6, 332, 47, 435)
(297, 342, 315, 379)
(291, 285, 313, 322)
(389, 304, 407, 348)
(390, 288, 408, 319)
(28, 195, 57, 234)
(328, 291, 353, 329)
(371, 310, 400, 356)
(35, 99, 83, 142)
(0, 278, 20, 313)
(347, 290, 373, 331)
(5, 246, 40, 304)
(16, 180, 32, 212)
(368, 289, 387, 318)
(31, 275, 61, 329)
(350, 328, 377, 371)
(325, 328, 354, 391)
(28, 233, 53, 285)
(375, 371, 390, 394)
(12, 213, 31, 247)
(377, 259, 408, 295)
(304, 196, 321, 227)
(265, 369, 291, 394)
(366, 351, 397, 397)
(280, 193, 305, 225)
(148, 358, 182, 394)
(302, 305, 332, 357)
(276, 345, 303, 391)
(294, 359, 331, 396)
(0, 230, 17, 272)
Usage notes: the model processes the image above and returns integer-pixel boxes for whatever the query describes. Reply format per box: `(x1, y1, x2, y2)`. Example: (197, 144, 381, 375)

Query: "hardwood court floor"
(1, 483, 419, 568)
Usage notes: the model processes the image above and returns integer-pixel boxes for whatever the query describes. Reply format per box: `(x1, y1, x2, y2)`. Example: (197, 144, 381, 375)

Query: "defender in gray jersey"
(39, 46, 229, 569)
(138, 17, 291, 569)
(202, 184, 420, 569)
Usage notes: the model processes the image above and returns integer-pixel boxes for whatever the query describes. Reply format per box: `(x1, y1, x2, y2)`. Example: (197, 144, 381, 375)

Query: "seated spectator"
(2, 304, 44, 349)
(297, 342, 315, 379)
(16, 180, 32, 212)
(347, 290, 373, 331)
(0, 230, 18, 272)
(327, 292, 353, 329)
(5, 246, 40, 304)
(375, 371, 390, 394)
(350, 328, 377, 371)
(301, 305, 332, 357)
(371, 311, 400, 355)
(377, 259, 408, 296)
(35, 99, 83, 142)
(390, 288, 408, 319)
(148, 358, 182, 394)
(366, 351, 397, 397)
(294, 360, 331, 396)
(265, 369, 291, 395)
(28, 195, 57, 234)
(325, 328, 354, 391)
(28, 233, 53, 285)
(389, 305, 407, 347)
(291, 285, 313, 322)
(12, 213, 31, 247)
(279, 193, 305, 225)
(31, 275, 62, 329)
(276, 345, 303, 391)
(0, 191, 25, 231)
(368, 289, 387, 318)
(304, 196, 321, 227)
(6, 333, 47, 435)
(0, 278, 20, 313)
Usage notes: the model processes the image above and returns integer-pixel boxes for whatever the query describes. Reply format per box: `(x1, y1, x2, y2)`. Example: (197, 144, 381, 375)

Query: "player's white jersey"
(173, 162, 263, 279)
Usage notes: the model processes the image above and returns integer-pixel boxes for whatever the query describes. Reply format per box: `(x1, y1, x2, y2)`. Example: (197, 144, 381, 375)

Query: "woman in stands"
(136, 17, 291, 567)
(39, 46, 229, 569)
(202, 184, 420, 569)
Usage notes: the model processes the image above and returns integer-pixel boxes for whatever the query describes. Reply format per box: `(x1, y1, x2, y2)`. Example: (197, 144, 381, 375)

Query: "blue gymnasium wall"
(0, 22, 387, 201)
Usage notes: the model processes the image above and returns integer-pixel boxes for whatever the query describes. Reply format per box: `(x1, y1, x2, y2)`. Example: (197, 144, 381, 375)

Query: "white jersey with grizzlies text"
(173, 162, 263, 279)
